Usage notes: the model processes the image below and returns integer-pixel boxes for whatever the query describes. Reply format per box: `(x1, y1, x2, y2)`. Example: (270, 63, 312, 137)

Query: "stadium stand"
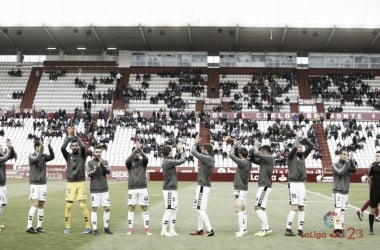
(33, 71, 116, 114)
(0, 63, 32, 111)
(0, 63, 380, 177)
(218, 73, 298, 112)
(126, 72, 207, 112)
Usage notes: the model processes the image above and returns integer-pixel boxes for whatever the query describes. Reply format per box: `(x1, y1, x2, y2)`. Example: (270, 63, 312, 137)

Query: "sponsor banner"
(136, 111, 379, 121)
(6, 165, 67, 180)
(210, 112, 374, 120)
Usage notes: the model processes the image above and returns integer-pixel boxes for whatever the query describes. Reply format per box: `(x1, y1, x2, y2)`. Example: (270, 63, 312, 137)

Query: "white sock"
(103, 211, 110, 229)
(169, 209, 177, 231)
(256, 209, 270, 230)
(162, 210, 170, 231)
(243, 210, 248, 231)
(198, 210, 212, 232)
(27, 206, 37, 229)
(334, 208, 342, 230)
(37, 208, 44, 228)
(142, 211, 150, 228)
(297, 211, 305, 230)
(237, 211, 244, 232)
(286, 210, 296, 229)
(340, 211, 345, 228)
(128, 211, 134, 229)
(91, 211, 98, 230)
(197, 213, 203, 230)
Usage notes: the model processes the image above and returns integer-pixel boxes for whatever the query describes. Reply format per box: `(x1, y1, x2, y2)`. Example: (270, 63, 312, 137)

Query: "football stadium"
(0, 0, 380, 249)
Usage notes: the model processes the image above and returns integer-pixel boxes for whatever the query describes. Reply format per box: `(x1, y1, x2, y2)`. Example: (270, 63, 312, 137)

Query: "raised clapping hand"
(98, 158, 103, 167)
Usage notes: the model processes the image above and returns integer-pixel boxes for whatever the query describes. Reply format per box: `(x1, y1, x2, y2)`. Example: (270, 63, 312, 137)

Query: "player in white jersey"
(250, 140, 275, 237)
(125, 142, 151, 235)
(229, 140, 251, 237)
(87, 146, 113, 235)
(161, 143, 185, 236)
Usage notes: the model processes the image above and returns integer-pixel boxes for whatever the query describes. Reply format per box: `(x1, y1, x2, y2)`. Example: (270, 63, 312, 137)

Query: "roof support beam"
(187, 25, 192, 48)
(138, 24, 149, 49)
(369, 30, 380, 48)
(235, 25, 240, 48)
(0, 29, 20, 50)
(91, 26, 106, 50)
(324, 26, 337, 49)
(280, 25, 288, 47)
(43, 26, 61, 50)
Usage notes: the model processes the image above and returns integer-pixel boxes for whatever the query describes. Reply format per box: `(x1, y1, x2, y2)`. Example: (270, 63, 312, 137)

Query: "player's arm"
(348, 160, 357, 173)
(166, 157, 186, 168)
(332, 162, 349, 176)
(139, 150, 149, 166)
(87, 161, 98, 177)
(229, 151, 240, 164)
(6, 139, 17, 160)
(254, 153, 275, 167)
(229, 145, 245, 166)
(190, 143, 200, 158)
(190, 135, 207, 161)
(287, 137, 300, 160)
(190, 143, 210, 162)
(46, 137, 55, 162)
(61, 136, 71, 160)
(302, 138, 314, 158)
(191, 146, 209, 162)
(125, 153, 134, 169)
(0, 146, 12, 163)
(347, 153, 357, 173)
(101, 160, 111, 175)
(251, 142, 274, 165)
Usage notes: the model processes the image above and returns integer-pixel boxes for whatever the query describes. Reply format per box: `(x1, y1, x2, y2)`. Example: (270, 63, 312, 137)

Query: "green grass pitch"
(0, 179, 377, 250)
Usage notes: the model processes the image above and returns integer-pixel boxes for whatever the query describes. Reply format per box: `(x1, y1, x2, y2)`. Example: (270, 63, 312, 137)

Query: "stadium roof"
(0, 0, 379, 55)
(1, 26, 380, 55)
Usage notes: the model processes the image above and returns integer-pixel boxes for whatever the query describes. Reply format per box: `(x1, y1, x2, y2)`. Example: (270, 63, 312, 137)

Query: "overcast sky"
(0, 0, 379, 28)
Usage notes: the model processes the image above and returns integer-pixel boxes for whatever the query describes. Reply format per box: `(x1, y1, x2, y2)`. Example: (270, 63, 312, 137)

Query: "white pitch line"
(277, 183, 363, 212)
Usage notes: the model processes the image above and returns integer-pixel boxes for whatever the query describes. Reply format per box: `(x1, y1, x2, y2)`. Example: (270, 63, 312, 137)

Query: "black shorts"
(369, 188, 380, 208)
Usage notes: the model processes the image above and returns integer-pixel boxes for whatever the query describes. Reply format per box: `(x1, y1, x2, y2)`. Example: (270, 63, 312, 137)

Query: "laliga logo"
(300, 211, 364, 239)
(323, 211, 339, 229)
